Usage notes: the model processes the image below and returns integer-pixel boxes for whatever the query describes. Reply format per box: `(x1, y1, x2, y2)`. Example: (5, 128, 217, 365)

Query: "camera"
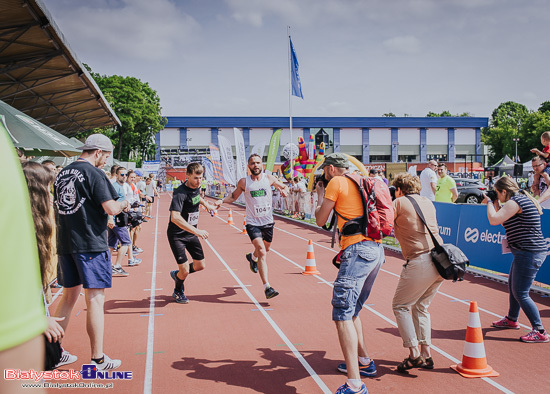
(486, 190, 498, 202)
(388, 186, 396, 201)
(128, 210, 144, 228)
(316, 174, 329, 188)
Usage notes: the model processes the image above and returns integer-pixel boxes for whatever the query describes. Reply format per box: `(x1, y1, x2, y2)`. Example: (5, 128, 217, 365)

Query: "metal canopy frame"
(0, 0, 120, 136)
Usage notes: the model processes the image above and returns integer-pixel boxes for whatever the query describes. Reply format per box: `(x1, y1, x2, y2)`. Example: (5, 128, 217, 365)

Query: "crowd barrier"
(434, 202, 550, 285)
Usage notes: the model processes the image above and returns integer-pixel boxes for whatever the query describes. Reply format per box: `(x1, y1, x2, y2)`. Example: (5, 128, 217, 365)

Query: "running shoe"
(54, 349, 77, 369)
(133, 246, 144, 253)
(112, 266, 129, 277)
(246, 253, 258, 273)
(128, 258, 141, 266)
(172, 290, 189, 304)
(337, 360, 377, 377)
(91, 354, 121, 370)
(265, 286, 279, 299)
(335, 382, 368, 394)
(520, 330, 549, 343)
(492, 316, 520, 329)
(170, 270, 185, 292)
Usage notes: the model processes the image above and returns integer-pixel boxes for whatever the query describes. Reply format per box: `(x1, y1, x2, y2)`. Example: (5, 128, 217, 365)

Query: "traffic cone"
(451, 301, 499, 378)
(227, 210, 234, 225)
(302, 240, 320, 275)
(242, 215, 247, 234)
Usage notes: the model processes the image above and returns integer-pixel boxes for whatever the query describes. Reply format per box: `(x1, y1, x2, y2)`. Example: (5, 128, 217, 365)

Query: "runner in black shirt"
(168, 163, 217, 303)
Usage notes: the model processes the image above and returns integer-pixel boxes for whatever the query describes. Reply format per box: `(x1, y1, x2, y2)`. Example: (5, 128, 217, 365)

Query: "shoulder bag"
(405, 195, 469, 282)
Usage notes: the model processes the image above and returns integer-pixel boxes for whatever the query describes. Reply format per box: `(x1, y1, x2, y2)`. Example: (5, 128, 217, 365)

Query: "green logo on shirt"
(192, 195, 200, 205)
(250, 189, 267, 198)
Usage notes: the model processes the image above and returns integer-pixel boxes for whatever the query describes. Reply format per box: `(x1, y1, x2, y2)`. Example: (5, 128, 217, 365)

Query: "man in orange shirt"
(315, 153, 385, 394)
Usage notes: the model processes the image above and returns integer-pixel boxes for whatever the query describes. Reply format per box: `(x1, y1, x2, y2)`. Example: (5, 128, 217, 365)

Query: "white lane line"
(217, 211, 515, 393)
(278, 253, 513, 394)
(204, 239, 331, 394)
(144, 197, 160, 394)
(275, 223, 530, 330)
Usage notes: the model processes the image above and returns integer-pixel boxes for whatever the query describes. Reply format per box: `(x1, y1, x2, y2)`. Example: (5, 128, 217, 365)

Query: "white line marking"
(216, 208, 515, 393)
(144, 196, 160, 394)
(205, 241, 331, 394)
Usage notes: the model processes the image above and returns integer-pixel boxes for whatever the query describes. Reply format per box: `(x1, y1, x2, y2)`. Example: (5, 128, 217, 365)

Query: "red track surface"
(46, 194, 550, 394)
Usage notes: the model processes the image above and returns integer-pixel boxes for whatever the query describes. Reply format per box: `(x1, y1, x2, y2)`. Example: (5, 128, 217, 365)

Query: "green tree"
(383, 112, 396, 117)
(518, 111, 550, 162)
(538, 101, 550, 113)
(79, 65, 166, 164)
(482, 101, 530, 164)
(426, 111, 452, 117)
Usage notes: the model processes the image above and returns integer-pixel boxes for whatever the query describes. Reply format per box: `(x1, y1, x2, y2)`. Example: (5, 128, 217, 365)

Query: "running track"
(46, 193, 550, 394)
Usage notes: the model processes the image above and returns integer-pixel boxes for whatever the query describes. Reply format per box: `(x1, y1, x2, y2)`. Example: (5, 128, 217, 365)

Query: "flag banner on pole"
(233, 127, 247, 181)
(209, 144, 225, 184)
(218, 135, 237, 185)
(266, 128, 282, 173)
(290, 37, 303, 99)
(251, 137, 269, 158)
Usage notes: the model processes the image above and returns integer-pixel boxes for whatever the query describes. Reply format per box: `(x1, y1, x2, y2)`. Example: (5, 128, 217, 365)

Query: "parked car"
(451, 177, 487, 204)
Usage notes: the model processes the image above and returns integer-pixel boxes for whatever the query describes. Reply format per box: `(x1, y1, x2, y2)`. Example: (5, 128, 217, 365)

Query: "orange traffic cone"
(227, 210, 234, 225)
(242, 215, 247, 234)
(451, 301, 499, 378)
(302, 240, 320, 275)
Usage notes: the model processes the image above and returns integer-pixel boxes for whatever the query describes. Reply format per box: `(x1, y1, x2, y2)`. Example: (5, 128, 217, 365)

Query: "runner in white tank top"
(215, 154, 289, 299)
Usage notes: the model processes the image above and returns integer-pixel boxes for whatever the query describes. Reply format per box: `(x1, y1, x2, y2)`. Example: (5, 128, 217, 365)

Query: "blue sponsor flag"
(289, 37, 303, 99)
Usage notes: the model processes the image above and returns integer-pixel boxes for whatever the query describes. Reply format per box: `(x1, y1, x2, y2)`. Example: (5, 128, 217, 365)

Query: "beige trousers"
(392, 252, 444, 348)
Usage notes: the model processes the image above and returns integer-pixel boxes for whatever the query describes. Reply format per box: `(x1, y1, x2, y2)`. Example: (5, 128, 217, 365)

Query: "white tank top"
(245, 173, 273, 226)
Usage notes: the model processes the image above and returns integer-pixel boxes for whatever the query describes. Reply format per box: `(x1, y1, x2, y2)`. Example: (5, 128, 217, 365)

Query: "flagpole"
(287, 26, 294, 173)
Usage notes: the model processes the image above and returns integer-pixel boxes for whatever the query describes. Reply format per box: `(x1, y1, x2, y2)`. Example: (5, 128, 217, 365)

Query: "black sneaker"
(170, 270, 185, 292)
(265, 286, 279, 299)
(246, 253, 258, 273)
(172, 290, 189, 304)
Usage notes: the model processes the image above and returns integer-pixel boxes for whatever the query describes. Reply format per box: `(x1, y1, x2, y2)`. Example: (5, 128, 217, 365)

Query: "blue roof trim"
(164, 116, 488, 128)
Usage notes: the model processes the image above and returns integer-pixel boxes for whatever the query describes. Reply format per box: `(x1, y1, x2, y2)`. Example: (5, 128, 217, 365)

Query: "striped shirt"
(503, 193, 546, 251)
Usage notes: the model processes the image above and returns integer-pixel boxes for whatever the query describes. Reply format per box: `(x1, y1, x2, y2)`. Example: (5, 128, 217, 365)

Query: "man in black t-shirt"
(168, 163, 217, 304)
(53, 134, 130, 371)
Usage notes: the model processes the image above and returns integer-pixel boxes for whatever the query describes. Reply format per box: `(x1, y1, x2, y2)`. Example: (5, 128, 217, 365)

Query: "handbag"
(405, 195, 469, 282)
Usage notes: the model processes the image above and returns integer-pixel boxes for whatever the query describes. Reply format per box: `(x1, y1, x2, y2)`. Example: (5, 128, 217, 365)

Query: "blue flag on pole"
(290, 37, 303, 99)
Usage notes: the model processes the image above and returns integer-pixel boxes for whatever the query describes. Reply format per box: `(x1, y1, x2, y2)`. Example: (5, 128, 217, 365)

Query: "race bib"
(254, 203, 271, 217)
(187, 211, 199, 226)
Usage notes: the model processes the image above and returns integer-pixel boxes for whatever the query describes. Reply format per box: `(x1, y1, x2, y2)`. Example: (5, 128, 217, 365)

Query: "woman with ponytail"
(484, 176, 548, 343)
(22, 162, 78, 368)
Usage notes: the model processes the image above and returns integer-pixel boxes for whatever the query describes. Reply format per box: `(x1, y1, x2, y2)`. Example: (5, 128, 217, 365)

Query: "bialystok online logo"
(4, 365, 132, 382)
(464, 227, 506, 244)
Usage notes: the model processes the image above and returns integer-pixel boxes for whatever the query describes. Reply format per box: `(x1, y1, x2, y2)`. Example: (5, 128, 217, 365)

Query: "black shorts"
(167, 232, 204, 264)
(246, 223, 274, 243)
(148, 196, 154, 204)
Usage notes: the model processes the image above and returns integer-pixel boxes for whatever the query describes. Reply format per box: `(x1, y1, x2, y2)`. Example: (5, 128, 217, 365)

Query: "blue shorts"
(332, 241, 384, 321)
(58, 252, 112, 289)
(108, 225, 132, 248)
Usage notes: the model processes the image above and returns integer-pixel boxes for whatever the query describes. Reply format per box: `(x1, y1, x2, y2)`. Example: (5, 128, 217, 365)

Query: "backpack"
(334, 174, 394, 240)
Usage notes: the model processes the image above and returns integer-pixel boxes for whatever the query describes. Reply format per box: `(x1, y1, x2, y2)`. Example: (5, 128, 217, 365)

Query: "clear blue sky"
(44, 0, 550, 118)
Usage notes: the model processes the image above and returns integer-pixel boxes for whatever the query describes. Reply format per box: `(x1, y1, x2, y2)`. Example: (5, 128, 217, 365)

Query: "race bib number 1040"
(254, 203, 271, 217)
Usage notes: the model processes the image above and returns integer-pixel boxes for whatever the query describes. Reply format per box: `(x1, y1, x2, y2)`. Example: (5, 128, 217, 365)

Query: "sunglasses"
(119, 173, 127, 176)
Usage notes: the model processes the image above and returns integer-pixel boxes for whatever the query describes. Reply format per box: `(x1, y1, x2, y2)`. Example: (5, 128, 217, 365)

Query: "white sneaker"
(91, 354, 121, 370)
(54, 349, 78, 369)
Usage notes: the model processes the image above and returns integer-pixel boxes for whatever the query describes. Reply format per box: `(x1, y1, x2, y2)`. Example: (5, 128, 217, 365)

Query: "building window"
(370, 155, 391, 162)
(398, 155, 417, 162)
(427, 154, 448, 161)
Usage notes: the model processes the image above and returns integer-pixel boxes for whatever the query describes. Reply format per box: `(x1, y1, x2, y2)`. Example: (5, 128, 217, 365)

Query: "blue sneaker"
(170, 270, 185, 292)
(335, 382, 368, 394)
(172, 290, 189, 304)
(337, 360, 377, 377)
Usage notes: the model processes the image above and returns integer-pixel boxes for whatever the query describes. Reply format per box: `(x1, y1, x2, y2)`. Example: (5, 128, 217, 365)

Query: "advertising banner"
(218, 135, 237, 185)
(433, 202, 550, 285)
(142, 160, 161, 174)
(266, 129, 281, 173)
(233, 127, 247, 181)
(208, 144, 225, 184)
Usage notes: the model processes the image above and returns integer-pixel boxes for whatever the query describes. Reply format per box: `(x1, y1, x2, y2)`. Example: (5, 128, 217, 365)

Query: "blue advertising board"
(433, 202, 550, 285)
